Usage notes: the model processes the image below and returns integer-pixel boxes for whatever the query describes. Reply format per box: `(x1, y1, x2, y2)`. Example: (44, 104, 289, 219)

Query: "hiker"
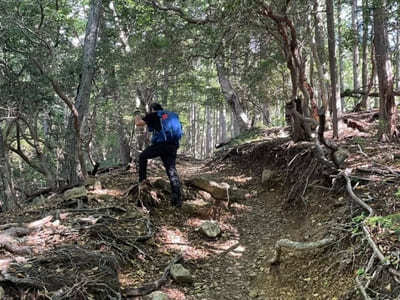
(134, 103, 183, 207)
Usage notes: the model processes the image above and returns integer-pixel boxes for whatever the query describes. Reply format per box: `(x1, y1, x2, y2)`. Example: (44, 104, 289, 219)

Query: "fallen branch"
(268, 236, 336, 265)
(123, 253, 183, 297)
(342, 170, 374, 217)
(355, 276, 372, 300)
(341, 170, 400, 298)
(357, 144, 368, 158)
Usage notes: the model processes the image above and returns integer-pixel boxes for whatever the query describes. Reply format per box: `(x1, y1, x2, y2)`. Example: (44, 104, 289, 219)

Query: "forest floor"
(1, 120, 400, 299)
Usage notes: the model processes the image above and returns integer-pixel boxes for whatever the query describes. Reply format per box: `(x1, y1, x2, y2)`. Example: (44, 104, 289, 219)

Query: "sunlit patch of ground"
(162, 287, 186, 300)
(157, 226, 210, 260)
(225, 175, 253, 184)
(90, 188, 124, 197)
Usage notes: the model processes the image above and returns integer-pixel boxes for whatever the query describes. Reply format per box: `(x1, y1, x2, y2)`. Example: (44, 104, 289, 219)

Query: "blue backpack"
(151, 110, 183, 145)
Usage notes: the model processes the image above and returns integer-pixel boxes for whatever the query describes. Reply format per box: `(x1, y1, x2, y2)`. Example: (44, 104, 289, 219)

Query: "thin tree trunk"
(337, 0, 345, 112)
(191, 103, 197, 157)
(361, 0, 370, 110)
(205, 106, 212, 157)
(196, 105, 202, 159)
(162, 66, 169, 107)
(373, 0, 397, 141)
(352, 0, 360, 92)
(219, 105, 227, 143)
(313, 0, 330, 109)
(326, 0, 343, 138)
(0, 125, 17, 211)
(215, 59, 250, 132)
(262, 102, 270, 126)
(396, 6, 400, 90)
(63, 0, 102, 184)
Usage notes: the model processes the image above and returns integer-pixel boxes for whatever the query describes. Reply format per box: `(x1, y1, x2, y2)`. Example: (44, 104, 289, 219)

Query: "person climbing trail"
(134, 103, 183, 207)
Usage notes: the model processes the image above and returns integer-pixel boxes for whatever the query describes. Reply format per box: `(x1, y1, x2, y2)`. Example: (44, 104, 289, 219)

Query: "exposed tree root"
(268, 236, 336, 265)
(0, 216, 53, 256)
(123, 253, 183, 297)
(341, 170, 400, 298)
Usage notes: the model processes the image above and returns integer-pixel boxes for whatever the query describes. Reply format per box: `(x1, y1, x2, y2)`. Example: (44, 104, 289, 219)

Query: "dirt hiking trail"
(1, 129, 400, 299)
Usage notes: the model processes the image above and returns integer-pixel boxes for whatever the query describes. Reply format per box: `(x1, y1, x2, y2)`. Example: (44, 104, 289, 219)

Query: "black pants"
(139, 143, 181, 205)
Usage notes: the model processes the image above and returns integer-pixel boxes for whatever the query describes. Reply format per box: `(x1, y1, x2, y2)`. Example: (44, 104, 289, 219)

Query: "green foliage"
(366, 214, 400, 233)
(351, 213, 366, 235)
(356, 268, 365, 276)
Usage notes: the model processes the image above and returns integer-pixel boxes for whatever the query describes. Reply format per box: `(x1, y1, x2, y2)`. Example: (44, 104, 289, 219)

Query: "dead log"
(344, 118, 370, 132)
(343, 110, 379, 122)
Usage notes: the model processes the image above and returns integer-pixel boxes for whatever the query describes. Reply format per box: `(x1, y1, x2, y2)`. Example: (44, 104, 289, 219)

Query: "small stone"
(144, 291, 169, 300)
(52, 220, 60, 226)
(170, 264, 193, 283)
(199, 221, 221, 238)
(94, 180, 102, 190)
(63, 186, 87, 200)
(249, 289, 258, 298)
(262, 169, 274, 184)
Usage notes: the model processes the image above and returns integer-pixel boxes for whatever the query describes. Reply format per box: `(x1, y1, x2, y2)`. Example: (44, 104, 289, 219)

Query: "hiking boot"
(138, 179, 150, 189)
(171, 193, 182, 208)
(171, 200, 182, 208)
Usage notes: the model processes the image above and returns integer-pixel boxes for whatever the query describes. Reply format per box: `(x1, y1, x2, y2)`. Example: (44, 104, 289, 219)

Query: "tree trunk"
(352, 0, 360, 92)
(262, 102, 270, 126)
(215, 59, 250, 132)
(361, 0, 370, 110)
(162, 67, 169, 107)
(136, 86, 154, 149)
(0, 125, 17, 211)
(205, 106, 212, 157)
(117, 113, 131, 165)
(232, 110, 240, 138)
(337, 0, 345, 112)
(373, 0, 398, 141)
(63, 0, 102, 184)
(219, 105, 227, 143)
(191, 103, 197, 157)
(313, 0, 330, 109)
(196, 105, 202, 159)
(326, 0, 343, 138)
(258, 4, 318, 122)
(396, 6, 400, 90)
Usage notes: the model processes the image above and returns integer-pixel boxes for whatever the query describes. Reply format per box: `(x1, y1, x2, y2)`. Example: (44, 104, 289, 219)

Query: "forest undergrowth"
(0, 119, 400, 299)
